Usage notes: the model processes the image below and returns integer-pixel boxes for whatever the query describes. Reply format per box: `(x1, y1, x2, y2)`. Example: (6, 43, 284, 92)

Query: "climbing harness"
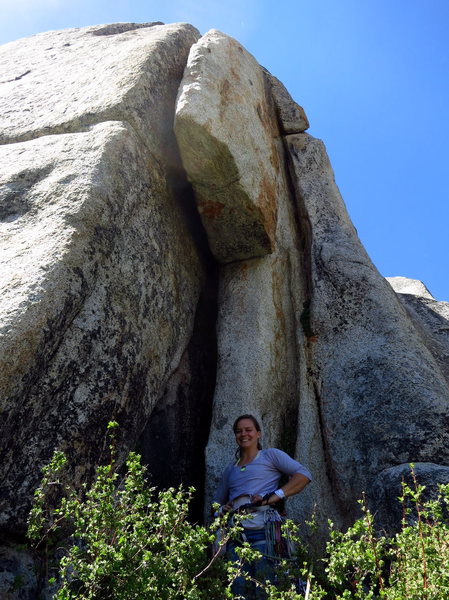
(217, 497, 309, 597)
(228, 496, 297, 561)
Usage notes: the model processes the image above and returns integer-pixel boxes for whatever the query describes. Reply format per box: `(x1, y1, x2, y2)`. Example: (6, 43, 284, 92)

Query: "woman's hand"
(251, 494, 264, 504)
(253, 493, 280, 506)
(261, 494, 277, 505)
(220, 503, 232, 514)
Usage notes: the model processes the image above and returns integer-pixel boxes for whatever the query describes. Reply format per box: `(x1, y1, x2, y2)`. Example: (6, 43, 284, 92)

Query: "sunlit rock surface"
(387, 276, 449, 384)
(285, 134, 449, 528)
(175, 30, 281, 263)
(0, 23, 205, 535)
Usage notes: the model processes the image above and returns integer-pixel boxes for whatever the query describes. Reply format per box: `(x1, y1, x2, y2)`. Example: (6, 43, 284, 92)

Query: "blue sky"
(1, 1, 448, 300)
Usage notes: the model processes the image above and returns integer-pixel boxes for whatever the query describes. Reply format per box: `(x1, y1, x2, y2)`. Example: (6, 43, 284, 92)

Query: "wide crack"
(136, 171, 219, 523)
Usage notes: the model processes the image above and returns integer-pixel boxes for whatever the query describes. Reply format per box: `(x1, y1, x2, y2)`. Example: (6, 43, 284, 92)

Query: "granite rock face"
(0, 545, 37, 600)
(1, 21, 449, 597)
(0, 121, 203, 529)
(387, 276, 434, 299)
(0, 23, 206, 535)
(387, 276, 449, 384)
(263, 69, 309, 134)
(0, 22, 199, 159)
(175, 32, 316, 525)
(285, 133, 449, 526)
(371, 462, 449, 534)
(175, 30, 281, 263)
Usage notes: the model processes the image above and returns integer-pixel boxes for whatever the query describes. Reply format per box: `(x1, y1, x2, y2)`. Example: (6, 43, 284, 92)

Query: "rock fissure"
(0, 69, 31, 85)
(312, 380, 343, 513)
(137, 260, 219, 523)
(280, 133, 314, 302)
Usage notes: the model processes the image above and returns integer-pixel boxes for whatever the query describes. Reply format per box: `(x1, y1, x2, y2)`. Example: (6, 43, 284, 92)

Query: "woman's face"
(234, 418, 261, 451)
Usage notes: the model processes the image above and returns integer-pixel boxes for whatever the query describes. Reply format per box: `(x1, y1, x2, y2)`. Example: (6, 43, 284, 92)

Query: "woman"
(213, 414, 312, 599)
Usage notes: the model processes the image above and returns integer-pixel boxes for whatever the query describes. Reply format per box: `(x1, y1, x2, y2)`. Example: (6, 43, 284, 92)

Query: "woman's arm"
(260, 472, 310, 505)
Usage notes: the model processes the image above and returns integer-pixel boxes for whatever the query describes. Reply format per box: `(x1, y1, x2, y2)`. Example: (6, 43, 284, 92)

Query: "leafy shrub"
(28, 428, 449, 599)
(314, 469, 449, 599)
(27, 423, 241, 599)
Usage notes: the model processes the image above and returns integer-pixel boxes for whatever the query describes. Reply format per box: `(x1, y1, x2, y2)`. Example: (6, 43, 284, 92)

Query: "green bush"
(312, 470, 449, 599)
(27, 423, 240, 600)
(27, 427, 449, 599)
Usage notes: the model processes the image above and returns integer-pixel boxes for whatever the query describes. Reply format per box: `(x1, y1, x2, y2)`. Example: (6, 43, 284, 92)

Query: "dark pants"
(227, 528, 276, 599)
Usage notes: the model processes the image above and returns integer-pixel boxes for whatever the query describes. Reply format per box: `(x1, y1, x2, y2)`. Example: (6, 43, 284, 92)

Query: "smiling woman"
(213, 414, 312, 599)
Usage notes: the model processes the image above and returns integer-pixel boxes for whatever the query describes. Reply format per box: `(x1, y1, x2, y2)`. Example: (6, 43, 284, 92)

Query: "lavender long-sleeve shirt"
(213, 448, 312, 505)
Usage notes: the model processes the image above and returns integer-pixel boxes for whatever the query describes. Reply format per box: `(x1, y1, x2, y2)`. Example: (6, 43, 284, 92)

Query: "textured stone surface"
(176, 32, 318, 531)
(175, 30, 281, 263)
(202, 68, 321, 528)
(263, 69, 309, 133)
(0, 21, 207, 537)
(0, 22, 199, 157)
(1, 20, 449, 579)
(387, 276, 434, 299)
(387, 276, 449, 383)
(0, 546, 37, 600)
(370, 463, 449, 533)
(206, 253, 298, 451)
(0, 121, 203, 530)
(285, 132, 449, 525)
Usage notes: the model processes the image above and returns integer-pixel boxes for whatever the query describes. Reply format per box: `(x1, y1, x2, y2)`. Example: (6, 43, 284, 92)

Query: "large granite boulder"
(175, 30, 281, 263)
(263, 68, 309, 134)
(0, 22, 206, 534)
(371, 462, 449, 534)
(175, 32, 319, 528)
(284, 132, 449, 527)
(387, 276, 434, 299)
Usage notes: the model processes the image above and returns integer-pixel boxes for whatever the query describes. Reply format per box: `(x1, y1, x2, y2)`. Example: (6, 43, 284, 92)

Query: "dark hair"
(233, 414, 262, 458)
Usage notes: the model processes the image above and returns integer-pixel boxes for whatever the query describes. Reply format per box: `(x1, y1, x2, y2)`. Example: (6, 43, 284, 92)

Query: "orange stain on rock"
(258, 173, 277, 246)
(238, 261, 249, 281)
(199, 200, 226, 220)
